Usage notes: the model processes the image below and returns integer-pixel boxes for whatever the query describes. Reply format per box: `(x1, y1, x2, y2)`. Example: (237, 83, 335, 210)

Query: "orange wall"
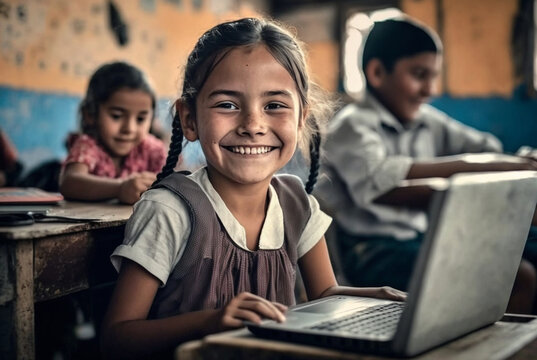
(402, 0, 438, 31)
(442, 0, 517, 96)
(403, 0, 518, 97)
(0, 0, 522, 98)
(0, 0, 257, 97)
(307, 41, 339, 92)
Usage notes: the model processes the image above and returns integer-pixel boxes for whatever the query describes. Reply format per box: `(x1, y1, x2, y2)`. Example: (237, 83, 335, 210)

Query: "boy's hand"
(210, 292, 287, 333)
(345, 286, 407, 302)
(368, 286, 407, 301)
(461, 153, 537, 171)
(517, 146, 537, 162)
(118, 172, 157, 204)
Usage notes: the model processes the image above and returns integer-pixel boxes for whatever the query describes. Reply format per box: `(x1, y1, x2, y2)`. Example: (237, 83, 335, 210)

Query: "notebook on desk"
(248, 171, 537, 357)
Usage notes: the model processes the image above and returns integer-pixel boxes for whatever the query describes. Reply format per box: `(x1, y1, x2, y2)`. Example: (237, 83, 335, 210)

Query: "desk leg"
(13, 240, 35, 360)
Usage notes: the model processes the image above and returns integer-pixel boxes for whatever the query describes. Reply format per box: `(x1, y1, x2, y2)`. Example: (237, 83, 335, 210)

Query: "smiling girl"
(100, 18, 405, 359)
(59, 62, 167, 204)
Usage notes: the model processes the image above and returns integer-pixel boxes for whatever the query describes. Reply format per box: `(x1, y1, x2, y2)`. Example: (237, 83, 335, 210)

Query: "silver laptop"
(248, 171, 537, 357)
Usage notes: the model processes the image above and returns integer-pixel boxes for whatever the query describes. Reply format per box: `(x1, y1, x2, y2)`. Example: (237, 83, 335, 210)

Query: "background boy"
(315, 17, 537, 312)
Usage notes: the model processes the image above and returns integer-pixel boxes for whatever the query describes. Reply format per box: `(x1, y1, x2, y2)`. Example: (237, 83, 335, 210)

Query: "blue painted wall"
(430, 87, 537, 154)
(0, 87, 80, 172)
(0, 86, 177, 172)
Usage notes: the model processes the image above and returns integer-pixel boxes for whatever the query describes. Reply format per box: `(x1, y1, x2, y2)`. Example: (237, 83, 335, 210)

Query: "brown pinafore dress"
(149, 172, 311, 319)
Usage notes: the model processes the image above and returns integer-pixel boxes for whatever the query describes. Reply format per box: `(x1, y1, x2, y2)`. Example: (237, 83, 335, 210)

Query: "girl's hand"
(210, 292, 288, 333)
(118, 171, 157, 204)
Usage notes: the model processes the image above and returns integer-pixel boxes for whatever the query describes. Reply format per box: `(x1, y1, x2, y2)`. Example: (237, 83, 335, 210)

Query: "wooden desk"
(0, 201, 132, 360)
(176, 316, 537, 360)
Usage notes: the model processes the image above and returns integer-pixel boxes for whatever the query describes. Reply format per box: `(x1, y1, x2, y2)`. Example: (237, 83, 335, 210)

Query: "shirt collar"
(189, 167, 284, 251)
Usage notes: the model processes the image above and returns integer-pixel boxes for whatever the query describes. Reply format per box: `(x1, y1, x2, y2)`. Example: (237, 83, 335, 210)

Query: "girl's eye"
(110, 113, 123, 120)
(137, 116, 148, 124)
(215, 102, 238, 110)
(265, 103, 287, 111)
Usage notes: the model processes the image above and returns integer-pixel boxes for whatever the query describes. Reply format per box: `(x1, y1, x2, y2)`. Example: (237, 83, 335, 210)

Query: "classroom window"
(343, 7, 402, 99)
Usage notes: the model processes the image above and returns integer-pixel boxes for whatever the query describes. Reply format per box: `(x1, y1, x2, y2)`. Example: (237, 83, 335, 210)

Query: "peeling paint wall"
(0, 0, 260, 170)
(0, 0, 258, 97)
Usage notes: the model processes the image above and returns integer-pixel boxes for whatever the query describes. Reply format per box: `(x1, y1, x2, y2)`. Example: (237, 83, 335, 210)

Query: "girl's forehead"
(102, 88, 153, 110)
(218, 44, 278, 68)
(200, 45, 298, 94)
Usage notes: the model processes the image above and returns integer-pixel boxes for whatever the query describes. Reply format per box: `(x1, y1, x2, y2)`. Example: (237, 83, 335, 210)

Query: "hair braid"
(304, 122, 321, 194)
(154, 112, 183, 185)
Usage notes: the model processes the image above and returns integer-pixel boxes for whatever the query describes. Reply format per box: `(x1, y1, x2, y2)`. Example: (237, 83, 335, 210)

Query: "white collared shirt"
(315, 92, 502, 240)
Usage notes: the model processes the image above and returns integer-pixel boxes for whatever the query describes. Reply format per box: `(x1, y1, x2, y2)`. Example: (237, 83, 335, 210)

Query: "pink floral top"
(64, 133, 167, 178)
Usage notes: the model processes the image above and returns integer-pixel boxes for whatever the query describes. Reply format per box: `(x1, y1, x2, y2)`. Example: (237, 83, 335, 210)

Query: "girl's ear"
(176, 99, 198, 141)
(365, 58, 386, 89)
(298, 106, 309, 130)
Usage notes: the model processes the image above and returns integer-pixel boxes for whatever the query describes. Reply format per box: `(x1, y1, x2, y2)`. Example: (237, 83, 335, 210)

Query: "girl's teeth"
(232, 146, 270, 154)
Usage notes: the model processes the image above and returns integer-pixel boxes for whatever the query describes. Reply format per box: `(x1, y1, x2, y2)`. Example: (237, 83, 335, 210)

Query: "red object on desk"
(0, 187, 64, 204)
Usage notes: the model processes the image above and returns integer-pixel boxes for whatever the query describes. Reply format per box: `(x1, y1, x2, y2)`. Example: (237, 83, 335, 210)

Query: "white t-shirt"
(111, 168, 332, 285)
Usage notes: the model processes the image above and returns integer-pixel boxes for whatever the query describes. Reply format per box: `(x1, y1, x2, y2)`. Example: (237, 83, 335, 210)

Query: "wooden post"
(13, 240, 34, 360)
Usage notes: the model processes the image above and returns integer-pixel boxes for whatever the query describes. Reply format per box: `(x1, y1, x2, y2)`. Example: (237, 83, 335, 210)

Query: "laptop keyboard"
(308, 302, 404, 337)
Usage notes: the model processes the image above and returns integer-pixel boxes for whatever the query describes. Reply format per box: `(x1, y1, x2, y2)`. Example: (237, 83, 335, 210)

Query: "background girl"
(59, 61, 167, 204)
(101, 18, 404, 359)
